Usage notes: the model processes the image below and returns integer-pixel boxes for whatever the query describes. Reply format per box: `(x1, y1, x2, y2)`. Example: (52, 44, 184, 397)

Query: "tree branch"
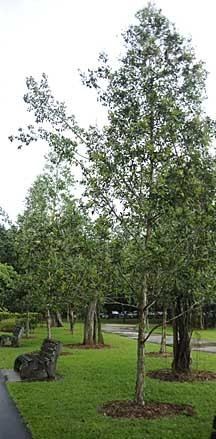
(143, 301, 199, 344)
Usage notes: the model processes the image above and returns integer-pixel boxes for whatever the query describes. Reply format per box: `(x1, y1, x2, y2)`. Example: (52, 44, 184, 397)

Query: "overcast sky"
(1, 0, 216, 221)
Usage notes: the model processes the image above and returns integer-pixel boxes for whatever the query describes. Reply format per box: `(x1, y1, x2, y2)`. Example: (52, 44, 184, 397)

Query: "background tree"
(16, 153, 77, 336)
(81, 216, 113, 345)
(0, 262, 19, 310)
(0, 207, 17, 268)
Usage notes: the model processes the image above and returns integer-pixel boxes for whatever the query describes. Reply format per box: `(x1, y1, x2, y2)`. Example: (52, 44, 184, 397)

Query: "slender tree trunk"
(199, 307, 204, 330)
(51, 311, 64, 327)
(146, 314, 149, 331)
(93, 310, 97, 344)
(172, 297, 192, 374)
(51, 313, 57, 327)
(47, 309, 52, 340)
(159, 307, 167, 354)
(67, 306, 70, 323)
(134, 215, 151, 406)
(97, 303, 104, 345)
(68, 304, 75, 334)
(83, 299, 97, 345)
(25, 311, 30, 338)
(55, 311, 64, 327)
(135, 279, 147, 406)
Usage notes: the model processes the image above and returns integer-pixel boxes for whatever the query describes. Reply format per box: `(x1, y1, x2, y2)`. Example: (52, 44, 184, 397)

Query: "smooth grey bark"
(83, 299, 97, 345)
(47, 309, 52, 340)
(25, 311, 30, 338)
(68, 304, 75, 334)
(55, 311, 64, 327)
(51, 311, 64, 327)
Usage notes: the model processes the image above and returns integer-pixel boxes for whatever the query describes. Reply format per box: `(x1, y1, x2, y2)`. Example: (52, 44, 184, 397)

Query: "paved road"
(0, 372, 31, 439)
(102, 324, 216, 353)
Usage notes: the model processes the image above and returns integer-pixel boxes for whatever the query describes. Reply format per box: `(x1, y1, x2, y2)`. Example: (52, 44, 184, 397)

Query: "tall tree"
(80, 5, 216, 402)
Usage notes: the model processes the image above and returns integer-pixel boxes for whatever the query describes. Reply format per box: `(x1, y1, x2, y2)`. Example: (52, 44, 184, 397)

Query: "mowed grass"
(0, 324, 216, 439)
(150, 324, 216, 341)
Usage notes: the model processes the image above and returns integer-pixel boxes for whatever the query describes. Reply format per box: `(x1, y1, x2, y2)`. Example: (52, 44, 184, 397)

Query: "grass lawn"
(0, 324, 216, 439)
(149, 324, 216, 341)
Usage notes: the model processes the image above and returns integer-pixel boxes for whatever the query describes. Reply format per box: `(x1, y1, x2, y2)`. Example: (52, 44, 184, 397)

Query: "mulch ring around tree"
(99, 400, 195, 419)
(63, 343, 111, 350)
(146, 352, 172, 358)
(147, 368, 216, 382)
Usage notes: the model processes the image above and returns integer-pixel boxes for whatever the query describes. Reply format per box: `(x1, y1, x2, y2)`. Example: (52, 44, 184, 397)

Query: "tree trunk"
(68, 304, 75, 334)
(83, 299, 97, 345)
(25, 311, 30, 338)
(135, 280, 147, 406)
(47, 309, 52, 340)
(67, 306, 70, 323)
(146, 315, 149, 331)
(172, 297, 192, 374)
(159, 307, 167, 354)
(55, 311, 64, 327)
(97, 304, 104, 345)
(93, 310, 97, 344)
(51, 313, 57, 327)
(199, 307, 204, 330)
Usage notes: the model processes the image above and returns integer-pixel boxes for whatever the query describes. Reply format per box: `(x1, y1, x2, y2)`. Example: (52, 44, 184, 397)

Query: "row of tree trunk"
(45, 300, 105, 346)
(83, 299, 104, 345)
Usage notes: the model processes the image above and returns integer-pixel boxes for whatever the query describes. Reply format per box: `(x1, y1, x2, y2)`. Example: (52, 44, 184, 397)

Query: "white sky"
(1, 0, 216, 221)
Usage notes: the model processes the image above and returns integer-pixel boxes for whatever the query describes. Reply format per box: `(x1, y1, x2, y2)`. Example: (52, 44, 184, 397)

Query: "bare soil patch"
(64, 343, 111, 350)
(100, 400, 195, 419)
(147, 368, 216, 382)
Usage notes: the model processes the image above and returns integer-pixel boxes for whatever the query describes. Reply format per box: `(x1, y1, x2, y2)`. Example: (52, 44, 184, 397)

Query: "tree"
(150, 165, 216, 372)
(16, 154, 73, 335)
(0, 208, 17, 268)
(0, 262, 19, 309)
(81, 216, 113, 345)
(16, 150, 94, 339)
(80, 5, 216, 402)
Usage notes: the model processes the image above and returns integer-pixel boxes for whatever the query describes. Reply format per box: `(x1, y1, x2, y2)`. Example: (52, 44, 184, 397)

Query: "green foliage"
(0, 208, 17, 267)
(0, 312, 40, 332)
(0, 263, 19, 309)
(15, 152, 93, 317)
(80, 4, 216, 311)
